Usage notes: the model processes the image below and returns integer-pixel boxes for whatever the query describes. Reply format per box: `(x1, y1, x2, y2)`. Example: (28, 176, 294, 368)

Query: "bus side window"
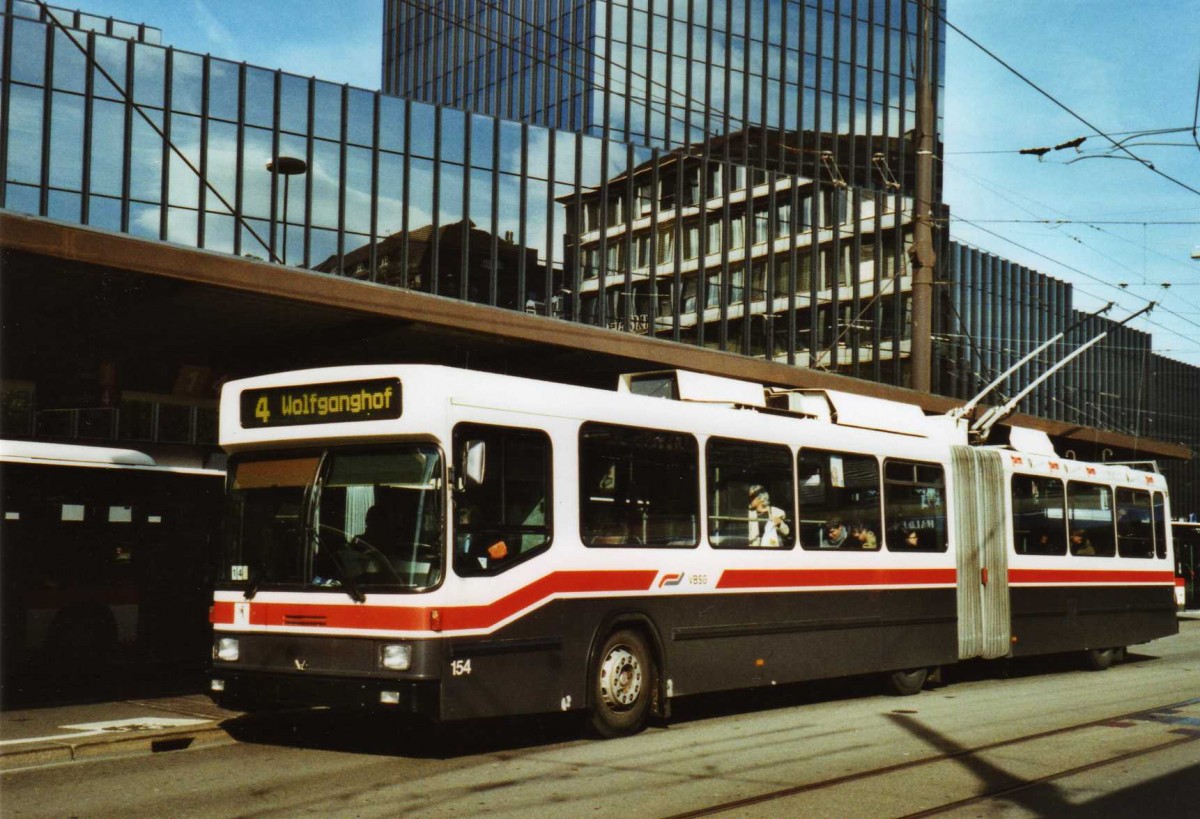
(1067, 481, 1116, 558)
(453, 423, 552, 576)
(1116, 488, 1154, 559)
(883, 461, 947, 552)
(1153, 493, 1168, 559)
(707, 438, 794, 550)
(797, 450, 881, 551)
(579, 423, 698, 549)
(1010, 475, 1066, 555)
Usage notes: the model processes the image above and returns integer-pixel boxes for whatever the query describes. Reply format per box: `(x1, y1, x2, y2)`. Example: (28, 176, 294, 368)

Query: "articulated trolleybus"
(209, 365, 1177, 736)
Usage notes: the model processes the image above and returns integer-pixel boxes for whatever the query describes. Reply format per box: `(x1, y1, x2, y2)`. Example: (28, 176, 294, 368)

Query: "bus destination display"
(240, 379, 402, 427)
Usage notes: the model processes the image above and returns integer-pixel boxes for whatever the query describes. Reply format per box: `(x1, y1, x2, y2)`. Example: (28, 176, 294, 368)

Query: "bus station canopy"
(1, 212, 1189, 464)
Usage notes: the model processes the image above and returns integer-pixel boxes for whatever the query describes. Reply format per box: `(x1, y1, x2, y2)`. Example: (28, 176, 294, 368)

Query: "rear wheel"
(591, 630, 655, 738)
(886, 667, 929, 696)
(1085, 647, 1118, 671)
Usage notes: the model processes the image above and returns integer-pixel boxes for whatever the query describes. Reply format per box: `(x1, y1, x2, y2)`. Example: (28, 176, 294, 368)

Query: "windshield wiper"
(243, 574, 262, 600)
(330, 553, 367, 603)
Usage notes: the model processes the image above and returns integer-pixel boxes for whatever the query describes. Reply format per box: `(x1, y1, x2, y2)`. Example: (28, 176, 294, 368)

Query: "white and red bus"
(207, 366, 1177, 736)
(1, 440, 224, 673)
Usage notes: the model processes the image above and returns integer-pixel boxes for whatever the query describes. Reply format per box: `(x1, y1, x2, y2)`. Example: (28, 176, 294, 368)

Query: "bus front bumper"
(208, 668, 439, 715)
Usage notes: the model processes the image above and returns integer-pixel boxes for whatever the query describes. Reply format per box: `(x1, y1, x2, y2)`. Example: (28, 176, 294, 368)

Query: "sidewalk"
(0, 692, 240, 771)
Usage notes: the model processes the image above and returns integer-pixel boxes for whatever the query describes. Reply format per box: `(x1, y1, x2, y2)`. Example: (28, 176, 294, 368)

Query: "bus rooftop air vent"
(619, 370, 766, 407)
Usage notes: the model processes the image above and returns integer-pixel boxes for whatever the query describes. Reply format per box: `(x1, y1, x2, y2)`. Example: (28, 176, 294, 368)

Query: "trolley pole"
(909, 0, 937, 393)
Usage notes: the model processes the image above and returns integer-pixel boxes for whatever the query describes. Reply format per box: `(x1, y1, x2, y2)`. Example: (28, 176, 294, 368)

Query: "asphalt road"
(4, 621, 1200, 818)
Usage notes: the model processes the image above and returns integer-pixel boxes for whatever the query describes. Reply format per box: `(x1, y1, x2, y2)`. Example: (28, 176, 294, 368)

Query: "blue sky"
(71, 0, 383, 88)
(69, 1, 1200, 366)
(944, 2, 1200, 369)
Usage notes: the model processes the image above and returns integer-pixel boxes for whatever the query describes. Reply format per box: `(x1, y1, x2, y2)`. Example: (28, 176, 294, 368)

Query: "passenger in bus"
(1070, 528, 1096, 556)
(822, 517, 848, 548)
(849, 521, 878, 550)
(901, 528, 920, 549)
(1032, 530, 1059, 554)
(747, 485, 789, 548)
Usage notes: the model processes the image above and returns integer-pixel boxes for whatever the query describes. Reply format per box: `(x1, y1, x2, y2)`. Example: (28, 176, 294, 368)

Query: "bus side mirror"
(463, 441, 486, 488)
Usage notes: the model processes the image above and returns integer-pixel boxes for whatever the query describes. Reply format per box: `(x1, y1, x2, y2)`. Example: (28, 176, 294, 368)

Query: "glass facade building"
(946, 242, 1200, 512)
(384, 0, 945, 181)
(1, 0, 921, 382)
(1, 1, 1197, 513)
(384, 0, 947, 382)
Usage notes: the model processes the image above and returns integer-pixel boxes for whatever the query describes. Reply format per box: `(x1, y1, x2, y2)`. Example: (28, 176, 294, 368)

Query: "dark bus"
(1, 440, 224, 679)
(1175, 521, 1200, 610)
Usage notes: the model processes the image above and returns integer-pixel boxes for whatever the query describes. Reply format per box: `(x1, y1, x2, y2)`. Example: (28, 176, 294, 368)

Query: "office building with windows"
(945, 243, 1200, 512)
(386, 0, 944, 383)
(2, 0, 929, 382)
(1, 0, 1197, 513)
(568, 143, 916, 379)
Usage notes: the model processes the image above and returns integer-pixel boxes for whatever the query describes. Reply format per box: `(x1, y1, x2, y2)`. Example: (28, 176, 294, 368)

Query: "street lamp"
(266, 156, 307, 265)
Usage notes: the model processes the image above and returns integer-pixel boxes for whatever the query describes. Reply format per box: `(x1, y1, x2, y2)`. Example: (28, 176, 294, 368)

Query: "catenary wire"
(942, 159, 1200, 315)
(933, 6, 1200, 198)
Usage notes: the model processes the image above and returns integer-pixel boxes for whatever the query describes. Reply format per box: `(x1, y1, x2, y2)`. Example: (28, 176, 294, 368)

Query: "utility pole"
(909, 0, 937, 392)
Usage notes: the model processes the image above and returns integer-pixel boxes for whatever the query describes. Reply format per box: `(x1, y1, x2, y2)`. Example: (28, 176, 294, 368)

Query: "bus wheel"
(886, 667, 929, 696)
(1085, 647, 1118, 671)
(591, 630, 655, 738)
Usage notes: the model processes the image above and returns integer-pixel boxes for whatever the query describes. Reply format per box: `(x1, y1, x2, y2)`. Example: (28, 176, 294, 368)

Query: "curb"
(0, 723, 235, 771)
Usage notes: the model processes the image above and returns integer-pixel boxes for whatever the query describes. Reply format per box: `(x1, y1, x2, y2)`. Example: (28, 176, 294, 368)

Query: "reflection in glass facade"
(0, 3, 921, 380)
(568, 143, 916, 375)
(384, 0, 945, 194)
(2, 3, 1198, 511)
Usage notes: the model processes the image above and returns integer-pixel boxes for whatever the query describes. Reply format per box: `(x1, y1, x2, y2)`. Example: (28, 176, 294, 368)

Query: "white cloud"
(190, 0, 236, 55)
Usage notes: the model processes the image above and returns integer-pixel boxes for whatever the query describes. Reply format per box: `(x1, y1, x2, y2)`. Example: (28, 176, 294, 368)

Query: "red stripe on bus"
(717, 568, 957, 590)
(1009, 569, 1175, 585)
(439, 570, 659, 630)
(211, 570, 659, 633)
(209, 600, 432, 630)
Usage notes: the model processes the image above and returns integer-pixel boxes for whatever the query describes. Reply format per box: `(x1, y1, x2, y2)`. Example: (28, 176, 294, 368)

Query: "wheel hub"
(599, 646, 642, 709)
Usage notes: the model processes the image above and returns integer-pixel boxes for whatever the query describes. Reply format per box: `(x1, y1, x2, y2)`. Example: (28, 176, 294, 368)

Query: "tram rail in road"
(2, 632, 1200, 817)
(666, 697, 1200, 818)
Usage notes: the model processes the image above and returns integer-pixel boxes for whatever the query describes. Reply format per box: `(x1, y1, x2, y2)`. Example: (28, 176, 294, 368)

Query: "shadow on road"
(218, 647, 1167, 760)
(222, 707, 587, 759)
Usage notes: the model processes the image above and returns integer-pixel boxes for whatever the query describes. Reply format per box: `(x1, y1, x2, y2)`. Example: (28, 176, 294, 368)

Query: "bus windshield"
(224, 446, 444, 595)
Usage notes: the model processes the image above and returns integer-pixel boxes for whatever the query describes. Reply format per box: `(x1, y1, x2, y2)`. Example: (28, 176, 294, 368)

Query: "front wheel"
(885, 667, 929, 696)
(591, 630, 655, 738)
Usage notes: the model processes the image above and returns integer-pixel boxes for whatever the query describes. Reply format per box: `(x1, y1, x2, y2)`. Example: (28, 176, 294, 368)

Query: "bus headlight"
(214, 637, 240, 662)
(380, 644, 412, 671)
